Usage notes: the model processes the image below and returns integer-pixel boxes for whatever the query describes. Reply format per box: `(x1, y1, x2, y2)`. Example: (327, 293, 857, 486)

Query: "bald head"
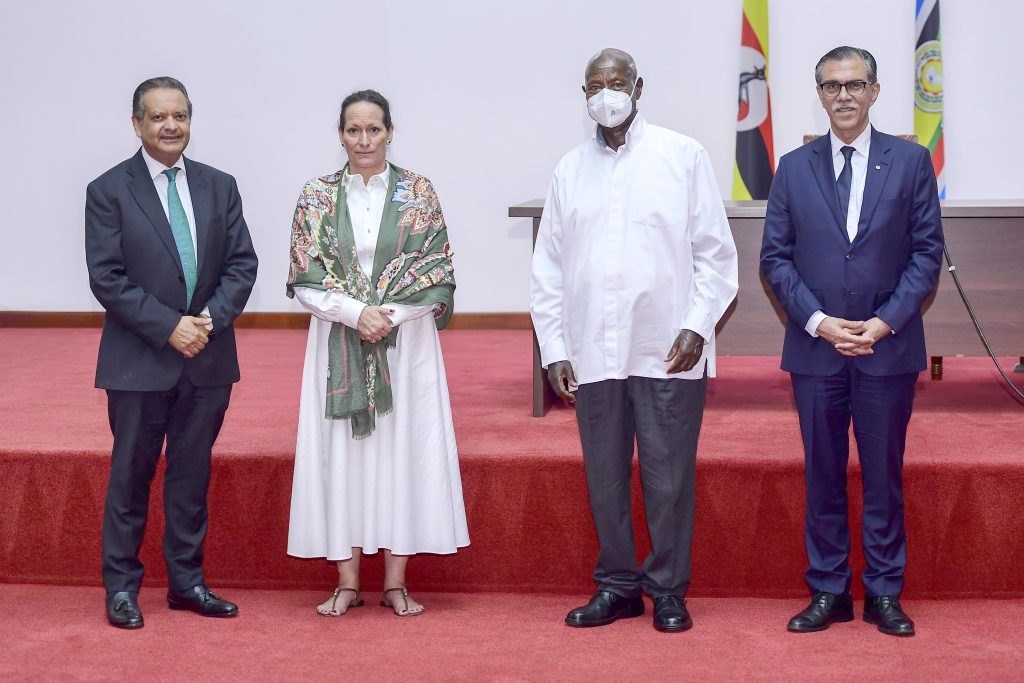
(585, 48, 638, 84)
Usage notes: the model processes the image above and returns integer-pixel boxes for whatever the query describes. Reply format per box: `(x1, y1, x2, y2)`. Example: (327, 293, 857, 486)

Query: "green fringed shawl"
(286, 165, 455, 438)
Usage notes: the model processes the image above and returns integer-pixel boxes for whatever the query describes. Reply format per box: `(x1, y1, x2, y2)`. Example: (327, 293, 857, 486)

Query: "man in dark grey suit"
(85, 77, 258, 629)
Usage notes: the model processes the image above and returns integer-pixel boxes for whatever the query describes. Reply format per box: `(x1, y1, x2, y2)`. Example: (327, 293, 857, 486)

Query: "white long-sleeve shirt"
(294, 164, 432, 327)
(530, 113, 739, 384)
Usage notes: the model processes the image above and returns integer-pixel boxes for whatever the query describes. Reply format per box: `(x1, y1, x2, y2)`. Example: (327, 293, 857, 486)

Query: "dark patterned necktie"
(836, 145, 855, 225)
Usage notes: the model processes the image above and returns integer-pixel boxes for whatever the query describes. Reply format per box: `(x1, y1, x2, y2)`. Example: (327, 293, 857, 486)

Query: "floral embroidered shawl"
(287, 164, 455, 439)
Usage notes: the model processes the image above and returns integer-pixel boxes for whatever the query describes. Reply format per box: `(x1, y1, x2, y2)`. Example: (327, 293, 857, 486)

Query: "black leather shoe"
(787, 592, 854, 632)
(864, 595, 915, 636)
(565, 590, 644, 627)
(167, 585, 238, 618)
(106, 591, 143, 629)
(653, 595, 692, 632)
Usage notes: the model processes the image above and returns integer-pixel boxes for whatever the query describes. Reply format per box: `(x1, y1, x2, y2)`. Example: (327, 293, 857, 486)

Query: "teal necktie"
(162, 167, 197, 308)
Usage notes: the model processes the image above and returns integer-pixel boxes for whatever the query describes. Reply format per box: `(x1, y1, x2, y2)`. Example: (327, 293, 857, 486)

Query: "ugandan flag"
(732, 0, 775, 200)
(915, 0, 945, 197)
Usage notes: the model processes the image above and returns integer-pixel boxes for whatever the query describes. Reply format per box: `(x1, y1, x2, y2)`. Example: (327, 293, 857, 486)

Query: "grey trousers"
(574, 374, 707, 598)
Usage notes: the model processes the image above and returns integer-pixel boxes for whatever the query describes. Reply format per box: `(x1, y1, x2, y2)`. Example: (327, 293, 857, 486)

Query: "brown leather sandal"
(380, 587, 423, 617)
(317, 587, 363, 617)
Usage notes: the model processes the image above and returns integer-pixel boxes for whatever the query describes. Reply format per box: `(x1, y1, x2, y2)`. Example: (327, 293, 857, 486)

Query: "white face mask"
(587, 85, 635, 128)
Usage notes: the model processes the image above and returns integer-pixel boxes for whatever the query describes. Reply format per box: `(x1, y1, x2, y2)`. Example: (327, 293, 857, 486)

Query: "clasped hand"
(816, 316, 892, 356)
(168, 316, 210, 359)
(358, 306, 395, 344)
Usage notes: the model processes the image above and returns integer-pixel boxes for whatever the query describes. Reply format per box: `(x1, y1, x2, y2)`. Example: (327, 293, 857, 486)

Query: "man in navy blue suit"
(760, 47, 943, 637)
(86, 77, 258, 629)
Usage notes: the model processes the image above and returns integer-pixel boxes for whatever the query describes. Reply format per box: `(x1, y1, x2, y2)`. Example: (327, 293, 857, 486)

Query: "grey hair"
(132, 77, 193, 120)
(814, 46, 877, 84)
(585, 48, 638, 84)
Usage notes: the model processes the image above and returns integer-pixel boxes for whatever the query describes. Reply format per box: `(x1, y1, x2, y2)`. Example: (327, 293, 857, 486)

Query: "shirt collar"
(829, 125, 871, 160)
(345, 162, 391, 188)
(141, 146, 185, 181)
(595, 111, 647, 152)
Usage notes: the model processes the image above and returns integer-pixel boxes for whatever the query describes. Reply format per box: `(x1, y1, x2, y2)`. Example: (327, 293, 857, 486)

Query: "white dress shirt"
(140, 147, 211, 326)
(294, 163, 432, 328)
(805, 126, 871, 336)
(530, 112, 739, 384)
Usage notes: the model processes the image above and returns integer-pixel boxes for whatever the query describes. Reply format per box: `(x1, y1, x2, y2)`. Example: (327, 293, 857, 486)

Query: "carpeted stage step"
(1, 329, 1022, 598)
(3, 584, 1023, 681)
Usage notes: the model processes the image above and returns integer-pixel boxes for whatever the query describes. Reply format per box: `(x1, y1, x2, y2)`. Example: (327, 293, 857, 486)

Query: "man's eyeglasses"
(818, 80, 873, 97)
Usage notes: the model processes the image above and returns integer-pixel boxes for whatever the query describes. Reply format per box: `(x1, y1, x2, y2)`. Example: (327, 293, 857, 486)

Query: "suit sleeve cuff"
(200, 306, 214, 333)
(806, 310, 827, 337)
(876, 314, 896, 335)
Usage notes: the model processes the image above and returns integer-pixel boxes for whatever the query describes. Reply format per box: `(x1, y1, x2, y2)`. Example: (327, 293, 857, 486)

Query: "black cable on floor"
(942, 244, 1024, 403)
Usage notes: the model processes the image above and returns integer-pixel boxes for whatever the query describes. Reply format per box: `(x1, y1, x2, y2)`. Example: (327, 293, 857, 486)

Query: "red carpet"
(1, 585, 1022, 682)
(1, 329, 1023, 598)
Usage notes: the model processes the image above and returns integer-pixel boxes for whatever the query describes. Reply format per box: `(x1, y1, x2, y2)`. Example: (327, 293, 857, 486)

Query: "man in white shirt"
(760, 47, 943, 637)
(85, 77, 258, 629)
(531, 48, 738, 633)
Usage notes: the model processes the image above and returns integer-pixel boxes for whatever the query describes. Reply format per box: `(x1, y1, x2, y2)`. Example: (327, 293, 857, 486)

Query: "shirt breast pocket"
(631, 184, 686, 228)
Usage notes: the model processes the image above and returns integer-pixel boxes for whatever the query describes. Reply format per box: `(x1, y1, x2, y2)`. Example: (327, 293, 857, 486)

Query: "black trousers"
(574, 375, 707, 598)
(102, 371, 231, 594)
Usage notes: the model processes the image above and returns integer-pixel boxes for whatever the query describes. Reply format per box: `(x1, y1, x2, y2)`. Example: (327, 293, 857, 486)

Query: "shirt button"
(845, 254, 854, 261)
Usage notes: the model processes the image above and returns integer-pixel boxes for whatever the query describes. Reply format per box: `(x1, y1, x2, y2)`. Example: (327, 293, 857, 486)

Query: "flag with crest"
(732, 0, 775, 200)
(915, 0, 945, 197)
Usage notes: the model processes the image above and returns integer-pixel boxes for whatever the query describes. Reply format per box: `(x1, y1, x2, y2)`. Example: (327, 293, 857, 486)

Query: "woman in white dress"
(286, 90, 469, 617)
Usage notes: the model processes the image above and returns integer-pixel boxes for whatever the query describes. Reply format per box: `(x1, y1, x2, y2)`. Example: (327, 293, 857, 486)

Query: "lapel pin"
(875, 165, 881, 170)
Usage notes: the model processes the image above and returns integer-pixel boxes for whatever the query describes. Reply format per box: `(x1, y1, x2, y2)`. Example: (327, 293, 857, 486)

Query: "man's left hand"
(665, 329, 705, 374)
(834, 316, 892, 354)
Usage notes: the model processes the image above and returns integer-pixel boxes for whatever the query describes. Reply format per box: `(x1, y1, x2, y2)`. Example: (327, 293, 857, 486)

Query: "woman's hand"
(358, 306, 395, 343)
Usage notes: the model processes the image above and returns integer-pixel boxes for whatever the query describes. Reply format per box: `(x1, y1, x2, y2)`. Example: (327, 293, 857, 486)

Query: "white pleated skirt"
(287, 314, 469, 560)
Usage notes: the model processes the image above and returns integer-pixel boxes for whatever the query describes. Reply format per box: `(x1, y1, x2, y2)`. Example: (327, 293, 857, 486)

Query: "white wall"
(1, 0, 1019, 313)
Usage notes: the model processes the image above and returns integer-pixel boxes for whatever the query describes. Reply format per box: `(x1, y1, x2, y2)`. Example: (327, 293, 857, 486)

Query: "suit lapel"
(854, 127, 893, 243)
(126, 150, 183, 275)
(808, 133, 847, 239)
(184, 157, 211, 275)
